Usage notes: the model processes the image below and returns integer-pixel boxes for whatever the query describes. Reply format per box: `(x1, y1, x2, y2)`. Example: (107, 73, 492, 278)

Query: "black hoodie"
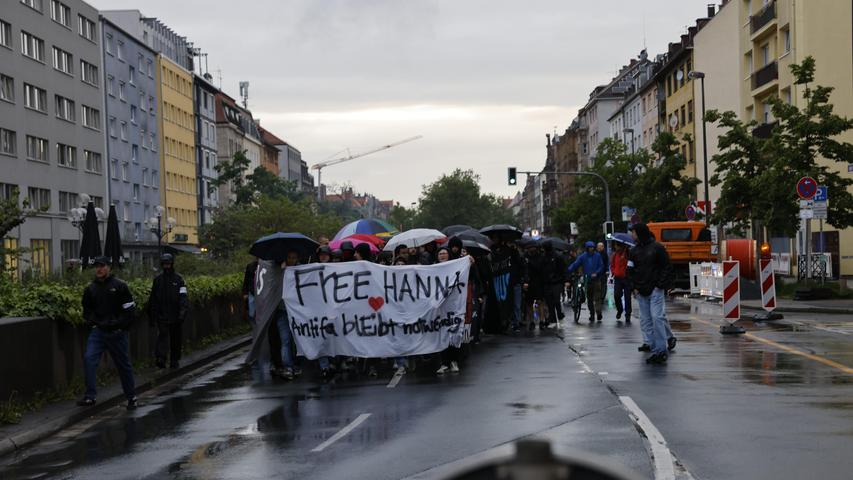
(627, 223, 673, 296)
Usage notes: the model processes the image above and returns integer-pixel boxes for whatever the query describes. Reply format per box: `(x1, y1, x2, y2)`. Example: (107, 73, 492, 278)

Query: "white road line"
(311, 413, 371, 453)
(618, 396, 676, 480)
(387, 371, 405, 388)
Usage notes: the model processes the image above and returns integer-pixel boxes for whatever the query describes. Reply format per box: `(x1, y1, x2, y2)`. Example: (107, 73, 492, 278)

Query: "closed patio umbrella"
(103, 204, 124, 268)
(78, 202, 102, 268)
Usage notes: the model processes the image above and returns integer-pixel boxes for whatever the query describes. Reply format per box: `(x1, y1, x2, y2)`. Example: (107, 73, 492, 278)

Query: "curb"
(674, 296, 853, 315)
(0, 334, 251, 459)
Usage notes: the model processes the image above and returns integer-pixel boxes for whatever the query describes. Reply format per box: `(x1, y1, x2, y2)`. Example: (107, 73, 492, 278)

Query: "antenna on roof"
(239, 81, 249, 108)
(215, 69, 223, 89)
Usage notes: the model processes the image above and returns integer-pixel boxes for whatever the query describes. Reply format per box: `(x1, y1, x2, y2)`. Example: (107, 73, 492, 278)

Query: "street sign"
(799, 199, 814, 209)
(621, 206, 636, 222)
(813, 185, 828, 219)
(814, 185, 828, 202)
(796, 176, 818, 199)
(570, 222, 578, 235)
(685, 205, 696, 221)
(813, 203, 828, 219)
(799, 209, 814, 219)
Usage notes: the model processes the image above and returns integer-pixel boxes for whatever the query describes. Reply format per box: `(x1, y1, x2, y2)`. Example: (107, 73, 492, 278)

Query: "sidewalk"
(676, 295, 853, 315)
(0, 333, 251, 459)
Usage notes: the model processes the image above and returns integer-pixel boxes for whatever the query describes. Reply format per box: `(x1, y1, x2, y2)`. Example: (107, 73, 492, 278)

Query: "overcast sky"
(92, 0, 716, 205)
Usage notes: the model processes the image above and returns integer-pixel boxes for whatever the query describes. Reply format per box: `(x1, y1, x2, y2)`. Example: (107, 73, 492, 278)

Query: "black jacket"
(523, 253, 546, 299)
(82, 275, 136, 331)
(541, 251, 568, 285)
(627, 240, 673, 296)
(242, 261, 258, 296)
(147, 270, 189, 324)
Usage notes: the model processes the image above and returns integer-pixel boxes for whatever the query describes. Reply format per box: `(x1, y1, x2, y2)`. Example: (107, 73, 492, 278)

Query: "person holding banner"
(435, 247, 462, 374)
(274, 250, 302, 379)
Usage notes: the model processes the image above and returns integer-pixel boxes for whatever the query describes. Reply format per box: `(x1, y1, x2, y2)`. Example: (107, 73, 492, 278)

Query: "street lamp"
(688, 70, 711, 219)
(144, 205, 176, 255)
(622, 128, 635, 154)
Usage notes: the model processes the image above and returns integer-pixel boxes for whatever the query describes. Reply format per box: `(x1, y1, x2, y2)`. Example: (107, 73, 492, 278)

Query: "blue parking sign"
(814, 186, 828, 202)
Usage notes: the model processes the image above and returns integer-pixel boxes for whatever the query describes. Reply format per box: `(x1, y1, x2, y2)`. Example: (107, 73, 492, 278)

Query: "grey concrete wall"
(0, 0, 108, 273)
(194, 75, 218, 225)
(0, 294, 245, 401)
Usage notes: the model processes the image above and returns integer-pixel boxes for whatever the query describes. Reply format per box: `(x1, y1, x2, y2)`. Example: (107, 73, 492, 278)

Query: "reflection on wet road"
(1, 300, 851, 480)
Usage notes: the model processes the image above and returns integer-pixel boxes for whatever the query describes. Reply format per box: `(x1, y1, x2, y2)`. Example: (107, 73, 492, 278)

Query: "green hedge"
(0, 273, 242, 326)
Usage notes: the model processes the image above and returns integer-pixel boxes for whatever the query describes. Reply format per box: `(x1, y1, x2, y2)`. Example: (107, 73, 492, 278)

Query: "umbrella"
(442, 224, 474, 236)
(384, 228, 447, 252)
(541, 236, 571, 252)
(344, 233, 385, 248)
(328, 237, 381, 253)
(250, 232, 319, 261)
(462, 239, 491, 255)
(333, 219, 399, 240)
(103, 204, 124, 267)
(452, 229, 490, 245)
(78, 201, 102, 268)
(611, 232, 636, 247)
(479, 224, 523, 240)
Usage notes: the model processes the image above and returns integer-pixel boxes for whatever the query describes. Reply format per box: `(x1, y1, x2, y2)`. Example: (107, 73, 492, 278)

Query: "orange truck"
(646, 221, 717, 288)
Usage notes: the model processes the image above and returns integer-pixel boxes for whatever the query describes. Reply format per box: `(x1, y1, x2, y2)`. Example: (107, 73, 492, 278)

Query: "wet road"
(2, 299, 852, 480)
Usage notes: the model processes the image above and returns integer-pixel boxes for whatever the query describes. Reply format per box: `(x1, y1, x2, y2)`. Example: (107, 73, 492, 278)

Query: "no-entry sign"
(796, 177, 818, 200)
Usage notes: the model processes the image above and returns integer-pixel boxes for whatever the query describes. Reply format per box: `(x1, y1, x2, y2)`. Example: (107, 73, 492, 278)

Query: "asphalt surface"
(2, 297, 852, 480)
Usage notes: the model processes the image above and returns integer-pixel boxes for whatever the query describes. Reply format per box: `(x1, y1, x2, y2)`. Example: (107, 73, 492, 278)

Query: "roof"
(258, 126, 287, 146)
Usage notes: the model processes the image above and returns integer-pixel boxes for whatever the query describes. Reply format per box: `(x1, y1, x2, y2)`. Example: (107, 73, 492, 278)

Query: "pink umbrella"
(328, 237, 380, 253)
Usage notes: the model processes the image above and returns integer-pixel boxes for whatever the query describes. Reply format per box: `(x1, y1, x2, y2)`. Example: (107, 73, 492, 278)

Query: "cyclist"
(567, 241, 605, 322)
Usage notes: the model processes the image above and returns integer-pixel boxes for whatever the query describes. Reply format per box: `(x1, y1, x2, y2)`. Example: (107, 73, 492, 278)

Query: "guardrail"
(690, 262, 724, 299)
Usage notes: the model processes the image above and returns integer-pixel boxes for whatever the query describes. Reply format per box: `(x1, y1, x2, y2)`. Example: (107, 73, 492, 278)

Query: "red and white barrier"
(723, 261, 740, 320)
(760, 259, 776, 312)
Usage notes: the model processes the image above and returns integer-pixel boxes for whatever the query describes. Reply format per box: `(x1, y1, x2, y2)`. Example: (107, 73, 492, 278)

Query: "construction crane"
(312, 135, 423, 200)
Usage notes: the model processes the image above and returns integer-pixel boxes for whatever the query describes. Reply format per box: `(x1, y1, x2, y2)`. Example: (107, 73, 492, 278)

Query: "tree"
(631, 132, 701, 222)
(414, 169, 514, 228)
(211, 150, 304, 206)
(211, 150, 252, 204)
(0, 188, 41, 275)
(388, 203, 417, 231)
(246, 166, 302, 203)
(706, 56, 853, 236)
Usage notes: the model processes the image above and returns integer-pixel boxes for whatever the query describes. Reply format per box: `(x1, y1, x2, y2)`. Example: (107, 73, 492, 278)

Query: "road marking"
(691, 316, 853, 375)
(387, 371, 405, 388)
(311, 413, 371, 452)
(619, 396, 677, 480)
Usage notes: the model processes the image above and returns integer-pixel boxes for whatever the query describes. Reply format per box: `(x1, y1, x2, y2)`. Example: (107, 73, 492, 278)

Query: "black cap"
(331, 248, 343, 257)
(160, 253, 174, 263)
(317, 245, 332, 255)
(340, 241, 355, 252)
(93, 256, 111, 266)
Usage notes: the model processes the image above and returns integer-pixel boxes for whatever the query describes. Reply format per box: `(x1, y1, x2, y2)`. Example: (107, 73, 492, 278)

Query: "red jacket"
(611, 250, 629, 278)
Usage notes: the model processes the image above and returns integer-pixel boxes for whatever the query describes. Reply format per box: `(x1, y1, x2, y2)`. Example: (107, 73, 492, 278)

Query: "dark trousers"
(544, 283, 564, 324)
(156, 322, 183, 367)
(613, 277, 632, 318)
(84, 328, 135, 400)
(442, 346, 460, 365)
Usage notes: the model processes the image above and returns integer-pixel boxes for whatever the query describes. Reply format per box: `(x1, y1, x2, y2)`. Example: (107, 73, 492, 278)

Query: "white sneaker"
(436, 365, 449, 375)
(450, 361, 460, 373)
(395, 366, 407, 375)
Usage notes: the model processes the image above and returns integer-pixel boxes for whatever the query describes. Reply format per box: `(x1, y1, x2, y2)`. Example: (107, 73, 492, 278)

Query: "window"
(116, 40, 124, 61)
(784, 88, 793, 104)
(661, 229, 693, 241)
(78, 14, 96, 42)
(90, 195, 103, 209)
(27, 187, 50, 210)
(152, 169, 159, 187)
(53, 95, 74, 122)
(121, 161, 128, 181)
(30, 239, 51, 276)
(132, 183, 139, 201)
(119, 81, 125, 100)
(52, 46, 73, 74)
(131, 144, 138, 162)
(4, 237, 19, 276)
(761, 44, 770, 66)
(147, 59, 153, 77)
(0, 74, 14, 102)
(21, 31, 45, 62)
(107, 75, 115, 96)
(783, 29, 791, 54)
(122, 201, 130, 221)
(58, 190, 75, 213)
(666, 75, 672, 97)
(0, 182, 17, 201)
(0, 128, 15, 155)
(680, 105, 686, 127)
(50, 1, 70, 28)
(139, 92, 147, 111)
(687, 100, 694, 123)
(149, 96, 155, 114)
(105, 33, 113, 55)
(61, 239, 78, 265)
(142, 167, 149, 186)
(21, 0, 43, 12)
(80, 60, 98, 86)
(130, 105, 137, 123)
(84, 150, 102, 173)
(120, 121, 127, 141)
(0, 20, 11, 48)
(129, 66, 135, 85)
(110, 158, 118, 179)
(150, 133, 155, 151)
(137, 55, 144, 73)
(108, 116, 116, 137)
(56, 143, 77, 168)
(25, 135, 48, 162)
(763, 100, 771, 124)
(746, 51, 753, 74)
(23, 83, 47, 112)
(81, 105, 100, 129)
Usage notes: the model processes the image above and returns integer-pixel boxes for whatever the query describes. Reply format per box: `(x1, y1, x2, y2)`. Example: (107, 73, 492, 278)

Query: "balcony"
(752, 121, 778, 139)
(750, 0, 776, 34)
(752, 61, 778, 90)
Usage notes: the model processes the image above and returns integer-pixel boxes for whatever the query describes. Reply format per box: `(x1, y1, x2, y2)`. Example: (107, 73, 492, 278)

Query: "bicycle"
(570, 274, 586, 323)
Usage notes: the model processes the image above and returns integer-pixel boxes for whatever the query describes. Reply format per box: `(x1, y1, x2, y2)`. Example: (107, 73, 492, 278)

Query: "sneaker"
(557, 310, 565, 320)
(597, 312, 603, 321)
(616, 312, 622, 320)
(637, 344, 651, 352)
(625, 315, 631, 324)
(293, 366, 304, 376)
(646, 353, 668, 364)
(126, 397, 139, 411)
(76, 397, 96, 407)
(281, 367, 295, 380)
(668, 336, 677, 351)
(512, 326, 521, 333)
(589, 316, 595, 323)
(436, 365, 449, 375)
(450, 361, 460, 373)
(395, 366, 407, 375)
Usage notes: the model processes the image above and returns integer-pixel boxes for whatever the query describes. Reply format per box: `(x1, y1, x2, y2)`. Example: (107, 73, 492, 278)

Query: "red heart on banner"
(368, 296, 385, 311)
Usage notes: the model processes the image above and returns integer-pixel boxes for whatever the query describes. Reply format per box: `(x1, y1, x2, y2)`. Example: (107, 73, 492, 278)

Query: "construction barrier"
(691, 262, 724, 299)
(689, 263, 702, 296)
(760, 259, 776, 311)
(723, 261, 741, 320)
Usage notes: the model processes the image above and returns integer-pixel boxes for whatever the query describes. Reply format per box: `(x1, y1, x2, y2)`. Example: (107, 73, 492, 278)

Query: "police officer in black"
(77, 256, 138, 410)
(147, 254, 189, 369)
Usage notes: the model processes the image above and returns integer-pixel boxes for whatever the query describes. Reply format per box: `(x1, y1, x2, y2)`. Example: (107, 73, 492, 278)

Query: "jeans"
(512, 284, 523, 328)
(636, 288, 668, 354)
(613, 277, 632, 318)
(247, 294, 256, 323)
(319, 356, 331, 370)
(275, 308, 296, 369)
(586, 277, 603, 317)
(155, 322, 182, 367)
(84, 328, 136, 400)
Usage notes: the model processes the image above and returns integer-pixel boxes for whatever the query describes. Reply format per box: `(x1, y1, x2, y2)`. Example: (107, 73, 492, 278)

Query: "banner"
(283, 258, 471, 359)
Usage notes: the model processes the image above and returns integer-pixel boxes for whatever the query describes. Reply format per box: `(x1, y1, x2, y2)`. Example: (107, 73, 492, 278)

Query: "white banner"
(283, 258, 471, 359)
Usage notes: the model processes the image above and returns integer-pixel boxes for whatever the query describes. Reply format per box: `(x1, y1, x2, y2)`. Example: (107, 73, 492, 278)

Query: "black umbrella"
(541, 236, 571, 252)
(462, 239, 491, 256)
(250, 232, 319, 262)
(103, 205, 123, 268)
(442, 224, 474, 236)
(479, 224, 523, 240)
(78, 201, 102, 268)
(453, 229, 491, 245)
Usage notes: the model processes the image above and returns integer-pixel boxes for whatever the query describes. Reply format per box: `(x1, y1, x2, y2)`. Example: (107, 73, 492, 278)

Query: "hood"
(584, 241, 596, 249)
(631, 223, 652, 243)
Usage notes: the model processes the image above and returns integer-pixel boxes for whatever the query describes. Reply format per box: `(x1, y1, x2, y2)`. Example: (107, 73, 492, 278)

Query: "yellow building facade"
(658, 42, 697, 179)
(156, 55, 198, 245)
(739, 0, 853, 277)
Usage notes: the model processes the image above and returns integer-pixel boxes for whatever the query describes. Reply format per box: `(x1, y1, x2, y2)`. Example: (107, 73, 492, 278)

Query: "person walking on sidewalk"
(541, 241, 568, 327)
(148, 254, 189, 369)
(77, 256, 138, 410)
(611, 242, 632, 323)
(596, 242, 609, 306)
(568, 241, 605, 322)
(628, 223, 674, 364)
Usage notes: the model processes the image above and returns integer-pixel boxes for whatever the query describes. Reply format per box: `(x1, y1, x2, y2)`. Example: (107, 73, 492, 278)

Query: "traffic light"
(508, 167, 517, 186)
(603, 221, 615, 238)
(760, 241, 771, 260)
